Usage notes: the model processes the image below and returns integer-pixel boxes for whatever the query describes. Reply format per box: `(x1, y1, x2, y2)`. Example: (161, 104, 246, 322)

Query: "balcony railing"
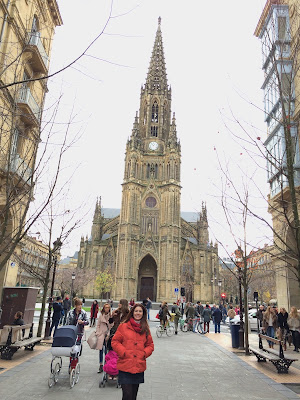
(18, 87, 41, 123)
(28, 33, 49, 70)
(10, 154, 32, 182)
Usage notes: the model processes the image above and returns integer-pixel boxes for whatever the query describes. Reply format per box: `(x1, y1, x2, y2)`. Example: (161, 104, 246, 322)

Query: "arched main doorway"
(137, 255, 157, 301)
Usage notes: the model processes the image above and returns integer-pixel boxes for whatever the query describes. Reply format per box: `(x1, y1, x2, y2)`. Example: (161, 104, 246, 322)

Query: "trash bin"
(230, 322, 240, 348)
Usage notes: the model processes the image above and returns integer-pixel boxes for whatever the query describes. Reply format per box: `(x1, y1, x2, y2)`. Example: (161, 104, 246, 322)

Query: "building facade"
(255, 0, 300, 309)
(78, 19, 219, 303)
(0, 1, 62, 295)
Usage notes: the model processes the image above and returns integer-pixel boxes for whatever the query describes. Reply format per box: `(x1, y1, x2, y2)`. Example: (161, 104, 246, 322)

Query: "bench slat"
(249, 347, 280, 361)
(259, 334, 281, 345)
(266, 348, 298, 361)
(10, 338, 41, 348)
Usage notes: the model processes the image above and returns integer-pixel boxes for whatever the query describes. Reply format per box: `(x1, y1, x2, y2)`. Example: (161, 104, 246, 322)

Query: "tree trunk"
(243, 278, 250, 355)
(37, 271, 50, 337)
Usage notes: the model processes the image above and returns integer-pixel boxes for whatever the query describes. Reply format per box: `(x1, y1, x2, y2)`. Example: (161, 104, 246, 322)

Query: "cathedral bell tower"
(115, 18, 181, 302)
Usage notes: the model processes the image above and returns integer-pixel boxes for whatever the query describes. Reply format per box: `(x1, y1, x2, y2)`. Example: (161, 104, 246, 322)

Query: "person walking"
(221, 305, 227, 324)
(262, 306, 277, 348)
(49, 296, 63, 337)
(90, 300, 99, 327)
(277, 307, 289, 350)
(172, 303, 181, 335)
(185, 302, 196, 330)
(203, 304, 212, 333)
(129, 298, 135, 309)
(112, 304, 154, 400)
(196, 301, 204, 318)
(212, 305, 222, 333)
(227, 305, 236, 321)
(288, 306, 300, 352)
(62, 296, 71, 325)
(256, 305, 265, 329)
(211, 304, 216, 324)
(67, 298, 89, 351)
(96, 303, 113, 373)
(146, 297, 152, 320)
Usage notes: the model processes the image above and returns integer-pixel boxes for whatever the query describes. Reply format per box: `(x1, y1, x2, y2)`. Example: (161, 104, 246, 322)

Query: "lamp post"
(44, 238, 62, 340)
(218, 279, 222, 305)
(234, 247, 245, 350)
(71, 272, 75, 304)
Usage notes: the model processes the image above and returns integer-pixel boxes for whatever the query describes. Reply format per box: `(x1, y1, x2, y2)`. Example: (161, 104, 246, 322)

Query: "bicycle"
(180, 318, 207, 334)
(156, 320, 174, 337)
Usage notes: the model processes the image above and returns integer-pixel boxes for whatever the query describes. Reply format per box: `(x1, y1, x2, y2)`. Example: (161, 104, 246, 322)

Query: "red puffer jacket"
(112, 322, 154, 374)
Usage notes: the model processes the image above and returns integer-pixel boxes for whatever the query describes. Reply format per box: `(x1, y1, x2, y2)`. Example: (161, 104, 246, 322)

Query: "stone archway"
(137, 254, 157, 301)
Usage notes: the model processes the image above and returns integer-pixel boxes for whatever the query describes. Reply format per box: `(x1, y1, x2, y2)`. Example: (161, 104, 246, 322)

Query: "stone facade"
(78, 19, 219, 303)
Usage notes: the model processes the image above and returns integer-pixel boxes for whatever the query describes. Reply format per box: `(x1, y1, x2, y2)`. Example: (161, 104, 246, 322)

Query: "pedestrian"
(203, 303, 212, 333)
(212, 305, 222, 333)
(256, 305, 265, 328)
(112, 304, 154, 400)
(90, 300, 99, 327)
(222, 305, 227, 324)
(146, 297, 152, 320)
(82, 297, 85, 306)
(196, 301, 204, 318)
(227, 306, 236, 320)
(49, 296, 63, 337)
(211, 304, 216, 323)
(287, 306, 300, 352)
(96, 303, 113, 373)
(171, 302, 177, 313)
(172, 303, 181, 335)
(12, 311, 25, 337)
(67, 297, 89, 350)
(160, 301, 171, 328)
(62, 296, 71, 325)
(262, 306, 277, 348)
(142, 299, 148, 309)
(109, 299, 130, 336)
(277, 307, 289, 350)
(129, 298, 135, 309)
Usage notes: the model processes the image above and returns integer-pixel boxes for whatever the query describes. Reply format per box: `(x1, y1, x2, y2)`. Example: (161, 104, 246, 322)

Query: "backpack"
(158, 308, 163, 318)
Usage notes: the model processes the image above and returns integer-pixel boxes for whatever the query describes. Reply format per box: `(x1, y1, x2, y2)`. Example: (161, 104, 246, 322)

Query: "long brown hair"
(123, 303, 150, 335)
(101, 303, 111, 315)
(119, 298, 129, 316)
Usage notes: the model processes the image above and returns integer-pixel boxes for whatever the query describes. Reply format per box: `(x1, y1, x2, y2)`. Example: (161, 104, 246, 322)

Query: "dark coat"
(52, 302, 63, 321)
(13, 317, 24, 326)
(203, 307, 212, 322)
(185, 306, 195, 319)
(161, 305, 170, 320)
(212, 308, 222, 324)
(63, 298, 71, 311)
(278, 312, 289, 330)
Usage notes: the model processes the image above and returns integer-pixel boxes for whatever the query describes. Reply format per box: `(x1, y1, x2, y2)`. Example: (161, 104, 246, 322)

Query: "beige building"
(78, 19, 219, 303)
(255, 0, 300, 309)
(0, 1, 62, 295)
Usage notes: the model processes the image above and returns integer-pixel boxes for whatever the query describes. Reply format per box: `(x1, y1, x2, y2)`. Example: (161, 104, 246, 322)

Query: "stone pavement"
(0, 322, 299, 400)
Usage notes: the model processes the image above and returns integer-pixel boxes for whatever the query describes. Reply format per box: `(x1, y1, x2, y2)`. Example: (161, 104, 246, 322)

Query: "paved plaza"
(0, 321, 300, 400)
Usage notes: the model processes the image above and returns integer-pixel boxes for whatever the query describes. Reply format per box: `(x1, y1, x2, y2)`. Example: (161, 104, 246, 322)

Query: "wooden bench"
(249, 333, 298, 374)
(0, 323, 41, 360)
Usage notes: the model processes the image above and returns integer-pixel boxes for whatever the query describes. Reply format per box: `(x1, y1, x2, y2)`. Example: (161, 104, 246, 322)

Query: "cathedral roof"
(145, 17, 168, 92)
(101, 208, 198, 223)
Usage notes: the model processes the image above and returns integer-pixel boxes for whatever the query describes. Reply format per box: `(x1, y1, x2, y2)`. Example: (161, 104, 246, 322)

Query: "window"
(10, 128, 19, 158)
(145, 197, 157, 208)
(151, 126, 158, 137)
(182, 256, 193, 280)
(278, 16, 287, 41)
(151, 101, 158, 122)
(103, 250, 114, 271)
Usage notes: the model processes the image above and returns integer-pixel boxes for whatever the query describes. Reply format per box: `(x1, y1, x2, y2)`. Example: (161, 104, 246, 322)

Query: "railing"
(10, 154, 32, 182)
(28, 32, 49, 69)
(18, 87, 41, 122)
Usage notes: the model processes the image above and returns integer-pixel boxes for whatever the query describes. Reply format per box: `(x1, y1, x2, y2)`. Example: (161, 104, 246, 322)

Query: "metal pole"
(238, 270, 244, 349)
(44, 253, 57, 340)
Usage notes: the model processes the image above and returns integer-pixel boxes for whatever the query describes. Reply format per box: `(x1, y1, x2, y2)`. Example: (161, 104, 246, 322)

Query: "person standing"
(90, 300, 99, 327)
(221, 305, 227, 324)
(172, 303, 181, 335)
(277, 307, 289, 350)
(129, 298, 135, 309)
(146, 297, 152, 320)
(50, 297, 63, 337)
(160, 301, 171, 328)
(96, 303, 113, 373)
(112, 304, 154, 400)
(203, 304, 212, 333)
(62, 296, 71, 325)
(67, 298, 89, 348)
(262, 306, 277, 348)
(196, 301, 204, 318)
(288, 306, 300, 352)
(82, 297, 86, 307)
(212, 305, 222, 333)
(227, 306, 236, 321)
(109, 299, 130, 335)
(256, 305, 265, 328)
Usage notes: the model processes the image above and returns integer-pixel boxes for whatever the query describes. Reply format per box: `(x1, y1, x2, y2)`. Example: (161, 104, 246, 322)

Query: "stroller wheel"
(48, 373, 55, 388)
(70, 369, 76, 388)
(54, 362, 60, 383)
(75, 363, 80, 384)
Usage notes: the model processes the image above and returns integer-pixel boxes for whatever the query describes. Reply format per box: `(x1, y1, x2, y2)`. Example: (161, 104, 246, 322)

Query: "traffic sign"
(174, 287, 179, 293)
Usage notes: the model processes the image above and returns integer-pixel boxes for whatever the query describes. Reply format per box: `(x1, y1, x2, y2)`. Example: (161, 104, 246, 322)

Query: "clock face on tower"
(149, 141, 158, 151)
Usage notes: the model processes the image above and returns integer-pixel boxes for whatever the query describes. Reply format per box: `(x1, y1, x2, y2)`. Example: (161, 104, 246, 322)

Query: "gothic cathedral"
(77, 19, 219, 303)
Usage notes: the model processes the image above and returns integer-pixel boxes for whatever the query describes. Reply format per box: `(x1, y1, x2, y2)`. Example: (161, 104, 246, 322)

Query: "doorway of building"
(137, 255, 157, 301)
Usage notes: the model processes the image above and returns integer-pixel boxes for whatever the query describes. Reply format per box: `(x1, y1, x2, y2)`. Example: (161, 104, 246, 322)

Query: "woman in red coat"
(112, 303, 154, 400)
(90, 300, 99, 327)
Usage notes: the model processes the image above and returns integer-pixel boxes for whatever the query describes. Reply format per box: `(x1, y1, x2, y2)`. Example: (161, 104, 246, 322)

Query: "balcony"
(25, 33, 49, 74)
(17, 87, 41, 126)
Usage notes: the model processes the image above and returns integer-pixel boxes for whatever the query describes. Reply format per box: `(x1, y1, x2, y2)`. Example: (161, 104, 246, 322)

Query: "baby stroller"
(48, 325, 82, 388)
(99, 331, 120, 388)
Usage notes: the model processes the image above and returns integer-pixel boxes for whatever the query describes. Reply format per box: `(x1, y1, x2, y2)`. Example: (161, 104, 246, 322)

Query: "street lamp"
(44, 237, 62, 340)
(218, 279, 222, 304)
(71, 272, 76, 304)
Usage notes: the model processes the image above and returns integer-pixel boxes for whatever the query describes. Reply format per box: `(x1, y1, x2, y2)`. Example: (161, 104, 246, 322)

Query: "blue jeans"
(147, 309, 150, 320)
(215, 322, 220, 333)
(99, 345, 107, 364)
(50, 319, 59, 336)
(266, 326, 274, 346)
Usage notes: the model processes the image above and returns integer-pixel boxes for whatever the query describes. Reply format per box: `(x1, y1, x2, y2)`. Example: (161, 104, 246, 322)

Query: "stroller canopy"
(52, 325, 78, 347)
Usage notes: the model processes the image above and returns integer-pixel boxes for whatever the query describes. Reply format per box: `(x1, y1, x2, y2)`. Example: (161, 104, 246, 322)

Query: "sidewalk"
(0, 323, 299, 399)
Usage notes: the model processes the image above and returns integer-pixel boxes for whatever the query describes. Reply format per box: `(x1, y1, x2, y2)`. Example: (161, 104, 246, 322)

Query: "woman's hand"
(78, 319, 84, 324)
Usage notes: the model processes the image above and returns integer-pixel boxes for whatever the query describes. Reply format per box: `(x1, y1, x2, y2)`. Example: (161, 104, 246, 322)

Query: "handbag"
(87, 331, 98, 350)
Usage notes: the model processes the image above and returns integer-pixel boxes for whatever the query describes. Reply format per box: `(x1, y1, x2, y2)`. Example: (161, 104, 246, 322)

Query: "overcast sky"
(37, 0, 270, 258)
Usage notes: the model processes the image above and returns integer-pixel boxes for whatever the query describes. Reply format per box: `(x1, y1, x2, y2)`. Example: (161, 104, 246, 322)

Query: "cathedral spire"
(145, 17, 168, 92)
